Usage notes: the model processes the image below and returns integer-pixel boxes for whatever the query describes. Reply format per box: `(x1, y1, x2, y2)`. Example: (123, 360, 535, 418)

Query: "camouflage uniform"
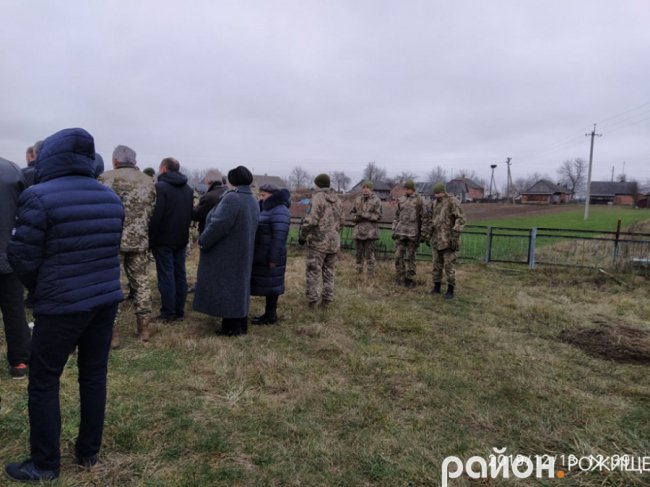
(351, 192, 382, 276)
(299, 188, 344, 304)
(392, 193, 423, 282)
(99, 163, 156, 315)
(421, 194, 466, 286)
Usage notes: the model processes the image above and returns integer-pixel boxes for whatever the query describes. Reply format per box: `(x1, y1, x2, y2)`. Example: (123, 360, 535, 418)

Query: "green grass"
(473, 205, 650, 231)
(1, 251, 649, 486)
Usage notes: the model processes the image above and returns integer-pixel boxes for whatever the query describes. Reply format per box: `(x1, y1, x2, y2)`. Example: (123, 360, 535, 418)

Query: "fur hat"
(314, 173, 330, 188)
(227, 165, 253, 186)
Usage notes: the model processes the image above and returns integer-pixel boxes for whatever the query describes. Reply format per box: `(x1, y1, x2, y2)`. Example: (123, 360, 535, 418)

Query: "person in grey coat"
(192, 166, 260, 336)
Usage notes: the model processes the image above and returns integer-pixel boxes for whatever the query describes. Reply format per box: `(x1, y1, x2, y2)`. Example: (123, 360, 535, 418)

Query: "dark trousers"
(152, 246, 187, 319)
(0, 272, 31, 366)
(29, 304, 118, 471)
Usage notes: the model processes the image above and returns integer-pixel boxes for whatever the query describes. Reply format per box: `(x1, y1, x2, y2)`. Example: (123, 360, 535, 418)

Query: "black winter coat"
(149, 171, 194, 248)
(251, 189, 291, 296)
(192, 181, 227, 233)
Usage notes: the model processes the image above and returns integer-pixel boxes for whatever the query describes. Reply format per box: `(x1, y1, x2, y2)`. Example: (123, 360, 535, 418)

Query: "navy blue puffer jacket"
(8, 128, 124, 315)
(251, 189, 291, 296)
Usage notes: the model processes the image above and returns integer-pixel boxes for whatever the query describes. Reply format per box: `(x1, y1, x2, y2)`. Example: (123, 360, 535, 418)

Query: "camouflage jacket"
(99, 164, 156, 252)
(351, 193, 382, 240)
(299, 188, 344, 253)
(421, 194, 466, 250)
(392, 193, 423, 240)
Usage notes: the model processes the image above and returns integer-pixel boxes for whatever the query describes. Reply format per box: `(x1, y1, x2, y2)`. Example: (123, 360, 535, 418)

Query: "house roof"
(350, 179, 393, 192)
(451, 177, 483, 189)
(522, 179, 568, 195)
(590, 181, 637, 196)
(252, 174, 286, 189)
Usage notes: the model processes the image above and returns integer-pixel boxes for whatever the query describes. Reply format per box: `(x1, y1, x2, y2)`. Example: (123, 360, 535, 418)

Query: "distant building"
(253, 174, 287, 191)
(520, 179, 569, 205)
(349, 179, 393, 201)
(445, 177, 484, 202)
(589, 181, 637, 206)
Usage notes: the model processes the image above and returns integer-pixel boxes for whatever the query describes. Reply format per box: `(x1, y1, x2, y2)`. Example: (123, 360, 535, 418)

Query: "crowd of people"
(0, 126, 465, 482)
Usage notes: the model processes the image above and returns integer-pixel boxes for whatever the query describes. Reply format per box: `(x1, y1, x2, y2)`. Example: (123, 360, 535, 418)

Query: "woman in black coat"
(251, 184, 291, 324)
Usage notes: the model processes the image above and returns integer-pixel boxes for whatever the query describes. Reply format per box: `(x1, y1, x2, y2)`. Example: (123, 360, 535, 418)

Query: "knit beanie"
(432, 182, 446, 194)
(362, 180, 373, 189)
(404, 179, 415, 190)
(314, 173, 330, 188)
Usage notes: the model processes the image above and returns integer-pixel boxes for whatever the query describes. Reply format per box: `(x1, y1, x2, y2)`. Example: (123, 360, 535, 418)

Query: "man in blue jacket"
(4, 128, 124, 482)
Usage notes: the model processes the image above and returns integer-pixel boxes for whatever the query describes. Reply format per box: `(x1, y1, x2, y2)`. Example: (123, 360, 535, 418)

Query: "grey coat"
(193, 186, 259, 318)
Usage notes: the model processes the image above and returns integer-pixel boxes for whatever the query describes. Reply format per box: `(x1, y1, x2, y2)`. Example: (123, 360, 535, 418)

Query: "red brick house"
(589, 181, 637, 206)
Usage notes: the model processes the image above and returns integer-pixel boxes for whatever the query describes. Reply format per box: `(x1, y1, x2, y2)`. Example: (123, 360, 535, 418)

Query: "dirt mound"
(559, 323, 650, 365)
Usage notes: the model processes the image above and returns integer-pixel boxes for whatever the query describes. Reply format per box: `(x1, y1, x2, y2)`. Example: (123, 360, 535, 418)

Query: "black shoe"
(5, 459, 59, 482)
(154, 314, 175, 324)
(430, 282, 442, 294)
(75, 453, 98, 468)
(252, 314, 268, 325)
(404, 279, 416, 289)
(444, 285, 455, 300)
(9, 363, 28, 380)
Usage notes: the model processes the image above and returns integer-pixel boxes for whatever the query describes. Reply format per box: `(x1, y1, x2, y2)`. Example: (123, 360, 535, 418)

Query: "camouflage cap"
(404, 179, 415, 190)
(362, 180, 373, 189)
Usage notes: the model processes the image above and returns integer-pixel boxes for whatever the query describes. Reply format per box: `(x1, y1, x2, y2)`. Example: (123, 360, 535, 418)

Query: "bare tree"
(183, 168, 211, 189)
(288, 166, 311, 191)
(557, 158, 587, 200)
(362, 161, 387, 182)
(331, 171, 351, 192)
(426, 165, 447, 183)
(389, 171, 418, 186)
(512, 172, 549, 194)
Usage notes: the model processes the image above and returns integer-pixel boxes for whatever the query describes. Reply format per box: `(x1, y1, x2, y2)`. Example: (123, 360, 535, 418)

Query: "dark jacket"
(193, 186, 259, 318)
(21, 165, 35, 188)
(0, 158, 25, 274)
(7, 128, 124, 315)
(149, 171, 194, 248)
(192, 181, 227, 233)
(251, 189, 291, 296)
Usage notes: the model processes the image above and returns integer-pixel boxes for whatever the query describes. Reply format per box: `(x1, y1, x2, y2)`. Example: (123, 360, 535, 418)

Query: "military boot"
(430, 282, 442, 294)
(136, 315, 150, 342)
(110, 326, 121, 349)
(444, 284, 455, 300)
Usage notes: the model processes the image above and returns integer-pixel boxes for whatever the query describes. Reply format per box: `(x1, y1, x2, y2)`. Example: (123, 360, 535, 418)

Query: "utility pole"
(584, 123, 602, 220)
(505, 157, 513, 203)
(489, 164, 497, 198)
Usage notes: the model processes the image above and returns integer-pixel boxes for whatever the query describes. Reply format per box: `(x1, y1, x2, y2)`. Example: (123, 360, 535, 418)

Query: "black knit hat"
(314, 173, 330, 188)
(227, 165, 253, 186)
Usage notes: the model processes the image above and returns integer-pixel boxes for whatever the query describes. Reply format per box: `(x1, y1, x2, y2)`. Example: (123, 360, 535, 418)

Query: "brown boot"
(111, 326, 121, 349)
(136, 315, 150, 342)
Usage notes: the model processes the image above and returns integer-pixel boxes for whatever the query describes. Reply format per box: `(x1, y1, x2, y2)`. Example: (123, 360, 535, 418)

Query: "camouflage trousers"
(355, 239, 377, 276)
(121, 251, 152, 315)
(306, 248, 337, 304)
(394, 238, 418, 280)
(432, 248, 457, 286)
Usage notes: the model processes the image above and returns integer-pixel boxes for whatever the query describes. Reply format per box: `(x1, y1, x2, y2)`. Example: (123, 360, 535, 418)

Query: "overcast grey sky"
(1, 0, 648, 186)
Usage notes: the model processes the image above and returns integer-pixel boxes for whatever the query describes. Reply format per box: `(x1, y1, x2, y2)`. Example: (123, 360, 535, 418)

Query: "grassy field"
(1, 249, 649, 486)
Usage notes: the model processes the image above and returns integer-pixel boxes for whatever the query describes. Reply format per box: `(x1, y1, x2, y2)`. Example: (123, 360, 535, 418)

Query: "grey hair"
(33, 140, 44, 157)
(112, 145, 137, 165)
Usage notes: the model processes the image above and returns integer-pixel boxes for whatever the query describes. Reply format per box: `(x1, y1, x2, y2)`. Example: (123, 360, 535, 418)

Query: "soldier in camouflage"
(392, 179, 423, 288)
(99, 145, 156, 345)
(298, 173, 344, 307)
(351, 181, 382, 277)
(420, 182, 466, 299)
